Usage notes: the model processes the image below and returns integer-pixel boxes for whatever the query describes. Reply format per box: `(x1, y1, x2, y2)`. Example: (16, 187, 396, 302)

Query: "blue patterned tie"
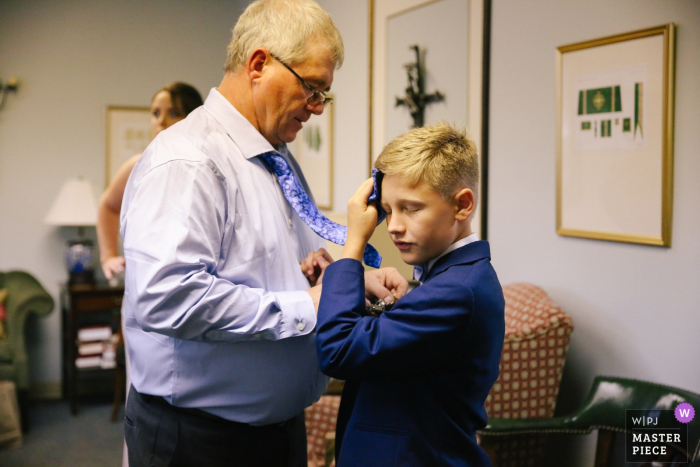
(260, 152, 382, 268)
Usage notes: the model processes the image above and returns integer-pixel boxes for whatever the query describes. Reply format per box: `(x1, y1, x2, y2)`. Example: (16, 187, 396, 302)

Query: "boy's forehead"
(381, 173, 441, 202)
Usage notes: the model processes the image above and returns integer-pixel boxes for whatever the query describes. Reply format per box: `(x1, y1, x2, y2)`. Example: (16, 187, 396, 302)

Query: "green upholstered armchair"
(480, 376, 700, 466)
(0, 271, 55, 430)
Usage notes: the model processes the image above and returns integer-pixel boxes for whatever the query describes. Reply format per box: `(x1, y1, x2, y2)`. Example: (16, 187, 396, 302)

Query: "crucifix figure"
(395, 45, 444, 128)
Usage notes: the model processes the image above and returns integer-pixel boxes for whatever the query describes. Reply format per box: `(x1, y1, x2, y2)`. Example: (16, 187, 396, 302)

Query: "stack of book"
(75, 325, 117, 370)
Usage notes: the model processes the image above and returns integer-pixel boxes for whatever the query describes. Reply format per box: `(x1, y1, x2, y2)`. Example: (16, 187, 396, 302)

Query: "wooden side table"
(61, 283, 124, 415)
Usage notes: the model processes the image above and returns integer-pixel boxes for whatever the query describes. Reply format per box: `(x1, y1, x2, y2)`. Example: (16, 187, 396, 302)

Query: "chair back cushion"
(484, 283, 574, 420)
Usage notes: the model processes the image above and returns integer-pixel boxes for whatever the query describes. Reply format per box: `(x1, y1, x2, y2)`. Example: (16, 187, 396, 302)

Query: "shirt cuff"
(274, 290, 317, 337)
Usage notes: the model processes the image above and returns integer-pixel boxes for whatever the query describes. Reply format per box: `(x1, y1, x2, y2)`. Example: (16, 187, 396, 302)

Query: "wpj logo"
(626, 409, 689, 463)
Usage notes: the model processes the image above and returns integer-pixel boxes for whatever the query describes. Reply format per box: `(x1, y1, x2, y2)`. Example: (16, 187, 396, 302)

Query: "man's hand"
(300, 248, 333, 285)
(306, 284, 322, 313)
(365, 267, 409, 305)
(342, 178, 379, 261)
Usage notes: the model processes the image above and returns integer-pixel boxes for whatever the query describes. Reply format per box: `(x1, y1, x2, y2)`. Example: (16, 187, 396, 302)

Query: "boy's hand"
(301, 248, 334, 285)
(343, 178, 378, 261)
(365, 267, 409, 304)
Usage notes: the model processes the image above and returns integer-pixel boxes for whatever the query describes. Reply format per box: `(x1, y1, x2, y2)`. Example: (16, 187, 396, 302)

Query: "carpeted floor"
(0, 395, 124, 467)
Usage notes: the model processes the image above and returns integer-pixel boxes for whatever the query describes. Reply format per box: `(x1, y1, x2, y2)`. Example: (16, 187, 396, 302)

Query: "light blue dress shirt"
(120, 88, 328, 425)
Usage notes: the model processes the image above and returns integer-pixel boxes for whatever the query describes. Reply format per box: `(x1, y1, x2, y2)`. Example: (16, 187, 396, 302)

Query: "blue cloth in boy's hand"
(369, 168, 387, 224)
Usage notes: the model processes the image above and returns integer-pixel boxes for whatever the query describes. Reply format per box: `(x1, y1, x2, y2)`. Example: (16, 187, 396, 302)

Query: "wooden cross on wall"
(395, 45, 444, 128)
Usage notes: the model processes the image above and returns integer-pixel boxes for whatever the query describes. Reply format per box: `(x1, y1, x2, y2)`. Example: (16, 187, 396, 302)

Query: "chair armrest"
(3, 271, 54, 321)
(2, 271, 54, 389)
(480, 416, 596, 436)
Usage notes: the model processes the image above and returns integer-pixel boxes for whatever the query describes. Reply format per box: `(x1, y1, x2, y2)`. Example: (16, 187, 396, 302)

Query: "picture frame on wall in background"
(556, 24, 676, 247)
(369, 0, 488, 238)
(292, 94, 334, 210)
(105, 106, 151, 188)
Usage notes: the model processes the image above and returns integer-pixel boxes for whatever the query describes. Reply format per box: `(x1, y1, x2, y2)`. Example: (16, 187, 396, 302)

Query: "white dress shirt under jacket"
(413, 233, 479, 282)
(120, 88, 328, 425)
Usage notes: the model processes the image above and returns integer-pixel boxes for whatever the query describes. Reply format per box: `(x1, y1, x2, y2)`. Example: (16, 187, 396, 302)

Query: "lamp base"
(66, 239, 96, 286)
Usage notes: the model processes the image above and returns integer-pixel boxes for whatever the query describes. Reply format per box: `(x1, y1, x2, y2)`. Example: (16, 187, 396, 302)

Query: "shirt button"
(288, 218, 293, 226)
(297, 322, 305, 331)
(254, 333, 261, 339)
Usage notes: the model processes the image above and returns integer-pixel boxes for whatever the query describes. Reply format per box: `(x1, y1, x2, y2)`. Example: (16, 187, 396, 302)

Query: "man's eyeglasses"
(271, 54, 333, 107)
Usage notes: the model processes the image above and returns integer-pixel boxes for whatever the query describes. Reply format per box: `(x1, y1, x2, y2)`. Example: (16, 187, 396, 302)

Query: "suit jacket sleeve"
(316, 258, 476, 381)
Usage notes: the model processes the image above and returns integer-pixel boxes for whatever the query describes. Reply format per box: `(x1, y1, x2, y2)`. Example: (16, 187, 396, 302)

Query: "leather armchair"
(0, 271, 54, 430)
(482, 376, 700, 466)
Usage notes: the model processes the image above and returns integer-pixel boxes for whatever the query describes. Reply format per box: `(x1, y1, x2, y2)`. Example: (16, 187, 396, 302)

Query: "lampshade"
(44, 177, 98, 226)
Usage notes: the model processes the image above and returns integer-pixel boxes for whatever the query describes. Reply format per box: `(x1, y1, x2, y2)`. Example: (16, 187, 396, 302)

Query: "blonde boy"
(316, 122, 505, 466)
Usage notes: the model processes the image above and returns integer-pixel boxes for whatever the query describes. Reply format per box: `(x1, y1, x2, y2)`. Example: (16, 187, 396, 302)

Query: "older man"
(120, 1, 407, 466)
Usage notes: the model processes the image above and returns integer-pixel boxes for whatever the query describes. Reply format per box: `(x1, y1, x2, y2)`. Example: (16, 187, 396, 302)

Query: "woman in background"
(97, 82, 203, 280)
(96, 81, 202, 467)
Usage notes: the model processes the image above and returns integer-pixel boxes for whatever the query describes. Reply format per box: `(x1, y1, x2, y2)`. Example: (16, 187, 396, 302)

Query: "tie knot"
(260, 152, 288, 175)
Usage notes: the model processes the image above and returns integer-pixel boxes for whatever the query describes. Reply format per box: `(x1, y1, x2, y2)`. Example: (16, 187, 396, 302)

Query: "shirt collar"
(203, 87, 285, 159)
(414, 232, 479, 281)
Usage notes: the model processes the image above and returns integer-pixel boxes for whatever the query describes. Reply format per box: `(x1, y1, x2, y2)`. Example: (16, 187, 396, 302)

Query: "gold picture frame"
(292, 94, 334, 211)
(556, 24, 676, 246)
(105, 106, 151, 188)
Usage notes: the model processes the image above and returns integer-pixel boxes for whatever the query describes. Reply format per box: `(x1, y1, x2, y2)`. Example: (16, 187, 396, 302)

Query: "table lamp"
(44, 177, 99, 285)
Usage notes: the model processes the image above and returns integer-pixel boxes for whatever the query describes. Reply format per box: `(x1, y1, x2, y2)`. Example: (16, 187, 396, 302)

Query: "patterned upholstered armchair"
(479, 282, 574, 466)
(305, 394, 340, 467)
(0, 271, 54, 431)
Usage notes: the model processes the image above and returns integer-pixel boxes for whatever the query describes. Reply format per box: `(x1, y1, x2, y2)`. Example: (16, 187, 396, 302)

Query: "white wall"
(488, 0, 700, 464)
(315, 0, 371, 211)
(0, 0, 248, 394)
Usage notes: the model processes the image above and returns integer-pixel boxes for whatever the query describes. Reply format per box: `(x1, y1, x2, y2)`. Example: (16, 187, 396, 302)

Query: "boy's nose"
(386, 215, 405, 234)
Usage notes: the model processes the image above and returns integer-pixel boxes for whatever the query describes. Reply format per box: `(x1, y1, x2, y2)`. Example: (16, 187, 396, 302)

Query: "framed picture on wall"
(556, 24, 676, 246)
(291, 94, 334, 210)
(369, 0, 488, 238)
(105, 106, 152, 188)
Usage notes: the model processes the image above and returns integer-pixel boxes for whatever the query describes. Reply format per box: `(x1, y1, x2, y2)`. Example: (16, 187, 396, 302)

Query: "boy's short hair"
(374, 122, 479, 203)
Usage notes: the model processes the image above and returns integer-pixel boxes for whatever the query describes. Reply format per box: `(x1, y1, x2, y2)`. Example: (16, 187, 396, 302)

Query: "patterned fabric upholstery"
(481, 283, 574, 466)
(485, 282, 573, 419)
(305, 395, 340, 467)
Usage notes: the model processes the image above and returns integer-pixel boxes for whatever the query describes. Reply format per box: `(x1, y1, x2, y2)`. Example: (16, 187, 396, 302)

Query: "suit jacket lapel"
(424, 241, 491, 282)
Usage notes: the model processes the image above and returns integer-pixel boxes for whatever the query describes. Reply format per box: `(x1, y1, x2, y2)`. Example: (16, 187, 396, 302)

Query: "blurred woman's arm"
(97, 154, 140, 280)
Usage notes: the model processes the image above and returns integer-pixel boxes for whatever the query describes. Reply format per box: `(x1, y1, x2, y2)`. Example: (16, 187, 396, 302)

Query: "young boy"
(315, 122, 505, 467)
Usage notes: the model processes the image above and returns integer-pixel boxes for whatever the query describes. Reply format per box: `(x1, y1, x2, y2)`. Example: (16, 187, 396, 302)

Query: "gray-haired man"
(121, 0, 407, 465)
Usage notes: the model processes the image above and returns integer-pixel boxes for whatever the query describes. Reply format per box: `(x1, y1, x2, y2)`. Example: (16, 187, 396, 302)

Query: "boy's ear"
(453, 188, 475, 221)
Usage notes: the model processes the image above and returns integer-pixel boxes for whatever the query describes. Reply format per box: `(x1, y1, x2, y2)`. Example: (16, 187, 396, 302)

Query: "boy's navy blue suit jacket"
(316, 240, 505, 467)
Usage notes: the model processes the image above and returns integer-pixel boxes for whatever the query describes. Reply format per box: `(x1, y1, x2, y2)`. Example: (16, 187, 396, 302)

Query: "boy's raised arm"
(342, 178, 379, 261)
